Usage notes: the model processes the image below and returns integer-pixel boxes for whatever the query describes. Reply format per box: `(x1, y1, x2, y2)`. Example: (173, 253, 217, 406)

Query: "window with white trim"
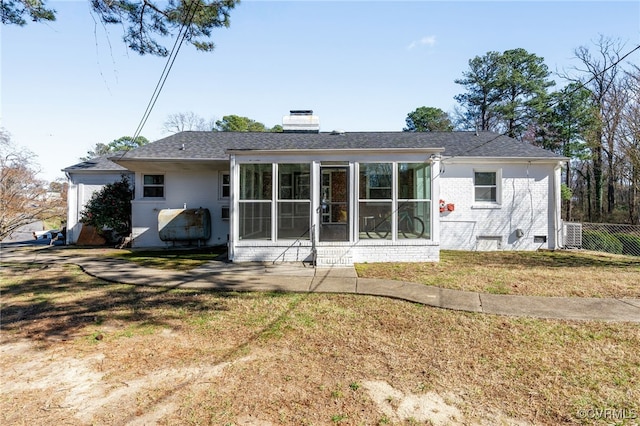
(358, 163, 393, 240)
(277, 163, 311, 239)
(238, 164, 272, 240)
(474, 170, 499, 203)
(143, 175, 164, 198)
(220, 172, 230, 199)
(397, 163, 431, 239)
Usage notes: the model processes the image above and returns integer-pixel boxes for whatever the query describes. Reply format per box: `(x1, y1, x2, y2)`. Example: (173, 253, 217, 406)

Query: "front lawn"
(1, 262, 638, 425)
(356, 250, 640, 298)
(113, 246, 227, 270)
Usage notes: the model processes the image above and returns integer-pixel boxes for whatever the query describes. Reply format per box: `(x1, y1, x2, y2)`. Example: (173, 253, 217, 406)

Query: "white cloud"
(407, 35, 437, 50)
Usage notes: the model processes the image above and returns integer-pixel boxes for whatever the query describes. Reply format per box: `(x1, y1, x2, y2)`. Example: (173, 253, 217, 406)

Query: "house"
(62, 153, 133, 245)
(100, 111, 566, 266)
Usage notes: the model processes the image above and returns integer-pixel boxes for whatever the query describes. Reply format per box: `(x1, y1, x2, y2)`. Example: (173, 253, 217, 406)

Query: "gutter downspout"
(228, 154, 237, 262)
(553, 161, 564, 249)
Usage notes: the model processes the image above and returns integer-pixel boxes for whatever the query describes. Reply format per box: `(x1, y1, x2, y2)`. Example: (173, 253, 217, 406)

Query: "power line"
(443, 43, 640, 164)
(120, 0, 200, 158)
(552, 43, 640, 108)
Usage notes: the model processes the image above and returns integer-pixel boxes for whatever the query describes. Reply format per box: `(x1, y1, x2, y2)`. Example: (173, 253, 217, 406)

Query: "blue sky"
(1, 1, 639, 182)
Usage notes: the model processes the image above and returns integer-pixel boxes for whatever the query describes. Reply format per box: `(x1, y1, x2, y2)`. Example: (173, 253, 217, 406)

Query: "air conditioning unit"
(563, 222, 582, 248)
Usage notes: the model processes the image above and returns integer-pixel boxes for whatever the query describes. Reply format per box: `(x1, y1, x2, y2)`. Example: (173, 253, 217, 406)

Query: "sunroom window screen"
(240, 164, 272, 200)
(358, 163, 392, 239)
(397, 163, 430, 239)
(277, 164, 311, 239)
(359, 163, 392, 200)
(239, 164, 272, 240)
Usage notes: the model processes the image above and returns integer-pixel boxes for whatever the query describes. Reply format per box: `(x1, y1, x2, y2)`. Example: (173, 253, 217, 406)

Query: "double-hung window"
(143, 175, 164, 198)
(474, 170, 500, 204)
(220, 172, 230, 199)
(220, 172, 230, 221)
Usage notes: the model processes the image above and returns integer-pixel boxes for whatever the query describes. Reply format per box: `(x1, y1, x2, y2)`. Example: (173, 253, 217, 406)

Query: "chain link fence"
(567, 222, 640, 257)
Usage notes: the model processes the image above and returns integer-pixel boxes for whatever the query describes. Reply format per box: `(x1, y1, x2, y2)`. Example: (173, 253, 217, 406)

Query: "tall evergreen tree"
(213, 115, 281, 132)
(494, 48, 555, 139)
(454, 51, 503, 132)
(403, 107, 454, 132)
(538, 83, 598, 220)
(82, 136, 149, 161)
(454, 48, 554, 140)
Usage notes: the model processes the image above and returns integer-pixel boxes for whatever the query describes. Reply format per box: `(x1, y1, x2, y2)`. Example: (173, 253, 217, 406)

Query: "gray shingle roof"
(63, 152, 130, 173)
(114, 131, 565, 161)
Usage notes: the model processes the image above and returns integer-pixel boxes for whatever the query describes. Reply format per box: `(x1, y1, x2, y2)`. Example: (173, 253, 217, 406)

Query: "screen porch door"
(319, 167, 349, 242)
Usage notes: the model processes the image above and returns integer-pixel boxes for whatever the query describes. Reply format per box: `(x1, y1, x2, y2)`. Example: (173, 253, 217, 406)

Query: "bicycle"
(363, 209, 425, 239)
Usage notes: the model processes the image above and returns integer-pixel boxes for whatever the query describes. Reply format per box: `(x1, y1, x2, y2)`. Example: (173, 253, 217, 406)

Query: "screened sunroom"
(228, 149, 441, 265)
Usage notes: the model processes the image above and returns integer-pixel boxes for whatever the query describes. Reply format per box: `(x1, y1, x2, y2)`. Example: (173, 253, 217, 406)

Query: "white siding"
(123, 155, 563, 260)
(438, 161, 560, 251)
(66, 172, 132, 244)
(131, 170, 230, 248)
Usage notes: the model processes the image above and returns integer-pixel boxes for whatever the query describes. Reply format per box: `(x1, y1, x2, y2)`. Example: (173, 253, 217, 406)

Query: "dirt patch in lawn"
(356, 250, 640, 298)
(1, 263, 639, 425)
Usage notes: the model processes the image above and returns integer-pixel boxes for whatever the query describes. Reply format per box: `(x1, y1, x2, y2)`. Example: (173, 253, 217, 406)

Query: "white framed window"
(277, 163, 311, 239)
(473, 169, 501, 204)
(220, 172, 230, 199)
(397, 163, 431, 239)
(357, 162, 432, 240)
(238, 163, 272, 240)
(358, 163, 393, 240)
(143, 174, 164, 198)
(221, 206, 230, 221)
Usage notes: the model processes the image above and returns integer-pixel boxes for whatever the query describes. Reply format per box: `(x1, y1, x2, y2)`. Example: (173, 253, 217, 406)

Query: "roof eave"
(227, 147, 446, 155)
(62, 168, 129, 173)
(442, 156, 569, 163)
(111, 156, 228, 163)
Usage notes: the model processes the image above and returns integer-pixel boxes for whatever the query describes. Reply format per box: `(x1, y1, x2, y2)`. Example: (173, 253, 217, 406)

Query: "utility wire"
(131, 0, 199, 141)
(119, 0, 199, 159)
(551, 43, 640, 108)
(443, 43, 640, 164)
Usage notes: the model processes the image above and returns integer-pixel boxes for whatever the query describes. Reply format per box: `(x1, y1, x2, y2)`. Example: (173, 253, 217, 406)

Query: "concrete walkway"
(2, 245, 639, 323)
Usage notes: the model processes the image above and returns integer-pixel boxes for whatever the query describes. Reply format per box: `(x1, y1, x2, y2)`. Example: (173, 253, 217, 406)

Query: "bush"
(80, 175, 133, 242)
(613, 233, 640, 257)
(582, 230, 623, 254)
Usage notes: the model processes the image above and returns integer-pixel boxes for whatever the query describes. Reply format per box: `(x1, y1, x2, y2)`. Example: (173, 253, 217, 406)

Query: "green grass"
(2, 253, 639, 425)
(113, 246, 227, 270)
(356, 250, 640, 298)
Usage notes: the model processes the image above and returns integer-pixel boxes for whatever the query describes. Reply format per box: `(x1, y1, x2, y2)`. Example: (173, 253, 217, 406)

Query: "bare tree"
(0, 129, 65, 240)
(162, 111, 213, 134)
(561, 36, 626, 221)
(620, 65, 640, 224)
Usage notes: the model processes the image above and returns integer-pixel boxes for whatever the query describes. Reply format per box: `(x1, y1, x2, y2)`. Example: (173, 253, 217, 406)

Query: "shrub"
(613, 233, 640, 257)
(80, 175, 133, 242)
(582, 230, 623, 254)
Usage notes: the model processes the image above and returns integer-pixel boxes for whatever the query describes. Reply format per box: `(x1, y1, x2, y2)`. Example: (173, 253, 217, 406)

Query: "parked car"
(33, 228, 65, 245)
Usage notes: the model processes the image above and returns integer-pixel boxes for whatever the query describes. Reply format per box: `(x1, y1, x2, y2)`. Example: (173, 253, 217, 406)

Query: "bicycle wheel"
(400, 216, 425, 238)
(363, 217, 377, 238)
(374, 220, 391, 239)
